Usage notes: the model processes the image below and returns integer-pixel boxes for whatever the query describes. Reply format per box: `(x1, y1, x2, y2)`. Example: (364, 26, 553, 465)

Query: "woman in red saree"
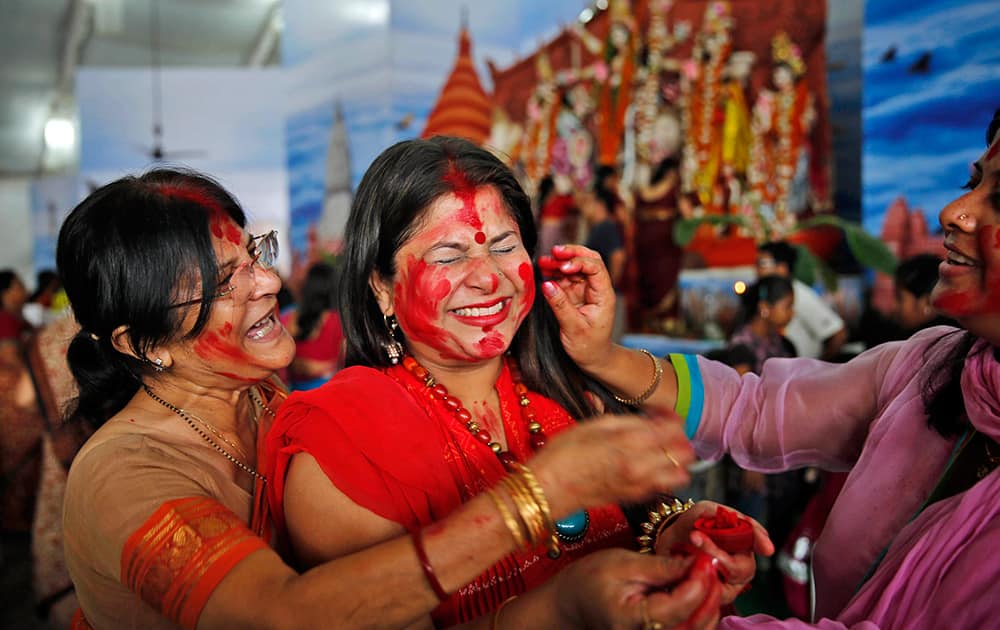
(264, 137, 766, 628)
(58, 168, 737, 629)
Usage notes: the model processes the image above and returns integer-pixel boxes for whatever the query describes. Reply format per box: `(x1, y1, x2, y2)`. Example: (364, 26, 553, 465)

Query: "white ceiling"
(0, 0, 281, 177)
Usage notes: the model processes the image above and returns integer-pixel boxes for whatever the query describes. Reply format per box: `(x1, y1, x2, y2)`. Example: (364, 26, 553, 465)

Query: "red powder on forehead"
(155, 184, 242, 245)
(442, 162, 482, 231)
(475, 231, 486, 244)
(193, 322, 247, 361)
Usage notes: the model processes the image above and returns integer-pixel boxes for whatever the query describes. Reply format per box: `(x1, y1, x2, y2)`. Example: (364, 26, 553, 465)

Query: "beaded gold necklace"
(400, 355, 589, 547)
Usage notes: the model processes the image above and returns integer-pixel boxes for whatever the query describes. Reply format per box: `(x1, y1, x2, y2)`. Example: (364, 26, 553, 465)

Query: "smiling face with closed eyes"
(370, 185, 535, 369)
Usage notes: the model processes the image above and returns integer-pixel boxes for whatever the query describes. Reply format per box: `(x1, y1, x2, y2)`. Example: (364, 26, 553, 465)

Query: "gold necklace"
(143, 385, 268, 484)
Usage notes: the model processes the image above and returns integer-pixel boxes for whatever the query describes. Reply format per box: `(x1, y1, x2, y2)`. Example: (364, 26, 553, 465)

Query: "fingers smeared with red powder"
(656, 507, 753, 629)
(669, 543, 726, 630)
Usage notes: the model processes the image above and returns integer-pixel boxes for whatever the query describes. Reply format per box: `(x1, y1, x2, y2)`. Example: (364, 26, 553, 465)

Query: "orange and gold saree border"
(121, 496, 267, 629)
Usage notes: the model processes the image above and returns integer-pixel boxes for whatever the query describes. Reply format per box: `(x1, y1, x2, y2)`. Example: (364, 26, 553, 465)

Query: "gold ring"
(663, 448, 680, 468)
(639, 598, 664, 630)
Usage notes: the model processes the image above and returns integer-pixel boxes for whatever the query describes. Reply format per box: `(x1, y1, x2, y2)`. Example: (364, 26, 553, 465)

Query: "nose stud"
(959, 213, 968, 222)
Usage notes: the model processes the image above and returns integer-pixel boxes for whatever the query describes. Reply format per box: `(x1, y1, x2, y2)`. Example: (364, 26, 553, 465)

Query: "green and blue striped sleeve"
(669, 353, 705, 440)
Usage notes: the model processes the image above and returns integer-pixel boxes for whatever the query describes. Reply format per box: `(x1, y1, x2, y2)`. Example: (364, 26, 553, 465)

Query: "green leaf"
(791, 244, 818, 287)
(843, 225, 898, 274)
(793, 215, 898, 274)
(792, 244, 839, 291)
(673, 218, 701, 246)
(672, 215, 749, 246)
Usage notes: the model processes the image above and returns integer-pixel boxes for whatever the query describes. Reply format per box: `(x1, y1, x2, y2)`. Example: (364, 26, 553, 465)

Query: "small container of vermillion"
(693, 506, 754, 554)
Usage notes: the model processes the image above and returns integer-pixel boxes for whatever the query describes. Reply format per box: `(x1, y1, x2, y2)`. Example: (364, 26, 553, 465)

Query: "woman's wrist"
(576, 342, 628, 379)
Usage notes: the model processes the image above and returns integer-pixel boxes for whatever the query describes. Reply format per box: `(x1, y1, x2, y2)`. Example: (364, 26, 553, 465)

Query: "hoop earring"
(383, 315, 404, 365)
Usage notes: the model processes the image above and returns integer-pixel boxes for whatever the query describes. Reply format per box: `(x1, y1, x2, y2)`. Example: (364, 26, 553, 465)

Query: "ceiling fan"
(136, 0, 208, 162)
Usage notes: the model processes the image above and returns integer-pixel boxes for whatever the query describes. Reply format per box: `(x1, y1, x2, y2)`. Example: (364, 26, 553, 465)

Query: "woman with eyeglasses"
(57, 168, 748, 629)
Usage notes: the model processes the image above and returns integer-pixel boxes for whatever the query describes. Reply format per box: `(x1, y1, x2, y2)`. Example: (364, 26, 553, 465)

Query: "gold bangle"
(511, 463, 561, 557)
(502, 475, 547, 546)
(487, 487, 526, 548)
(613, 349, 663, 406)
(491, 595, 519, 630)
(636, 497, 695, 554)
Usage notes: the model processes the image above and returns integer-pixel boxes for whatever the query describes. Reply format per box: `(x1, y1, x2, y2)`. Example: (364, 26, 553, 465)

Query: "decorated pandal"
(423, 0, 839, 333)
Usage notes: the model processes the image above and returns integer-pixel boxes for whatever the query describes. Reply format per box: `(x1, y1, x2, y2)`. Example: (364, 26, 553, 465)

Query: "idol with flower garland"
(572, 0, 638, 168)
(517, 52, 561, 191)
(632, 0, 689, 179)
(747, 31, 816, 236)
(681, 1, 734, 211)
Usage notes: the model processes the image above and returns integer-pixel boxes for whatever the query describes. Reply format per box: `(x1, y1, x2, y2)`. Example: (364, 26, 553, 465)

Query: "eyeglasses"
(171, 230, 279, 309)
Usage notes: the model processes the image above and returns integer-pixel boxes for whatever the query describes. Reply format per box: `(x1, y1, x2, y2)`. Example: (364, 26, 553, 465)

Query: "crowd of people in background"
(3, 106, 999, 629)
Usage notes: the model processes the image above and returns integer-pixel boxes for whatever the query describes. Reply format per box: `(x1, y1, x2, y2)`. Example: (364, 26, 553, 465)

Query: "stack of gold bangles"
(637, 497, 695, 554)
(487, 463, 561, 558)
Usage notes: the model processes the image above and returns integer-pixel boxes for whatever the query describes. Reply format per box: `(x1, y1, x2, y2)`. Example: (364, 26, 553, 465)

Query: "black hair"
(650, 156, 680, 186)
(704, 343, 755, 370)
(595, 165, 618, 195)
(0, 269, 18, 295)
(739, 275, 793, 325)
(29, 269, 60, 302)
(921, 107, 1000, 438)
(894, 253, 941, 298)
(535, 175, 555, 209)
(340, 136, 624, 419)
(56, 168, 247, 427)
(593, 189, 618, 217)
(725, 344, 758, 369)
(758, 240, 798, 270)
(296, 261, 340, 341)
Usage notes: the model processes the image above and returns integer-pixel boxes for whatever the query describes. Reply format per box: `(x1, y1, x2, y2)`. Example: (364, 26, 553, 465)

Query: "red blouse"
(264, 362, 632, 626)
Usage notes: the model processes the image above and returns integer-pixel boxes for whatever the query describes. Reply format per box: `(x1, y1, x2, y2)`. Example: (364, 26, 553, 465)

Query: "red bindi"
(475, 231, 486, 244)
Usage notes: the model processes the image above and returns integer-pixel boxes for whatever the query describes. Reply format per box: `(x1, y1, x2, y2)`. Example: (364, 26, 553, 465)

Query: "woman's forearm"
(583, 344, 679, 411)
(204, 490, 524, 629)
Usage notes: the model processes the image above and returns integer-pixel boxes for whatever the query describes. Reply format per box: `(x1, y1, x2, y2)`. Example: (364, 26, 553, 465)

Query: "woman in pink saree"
(542, 107, 1000, 628)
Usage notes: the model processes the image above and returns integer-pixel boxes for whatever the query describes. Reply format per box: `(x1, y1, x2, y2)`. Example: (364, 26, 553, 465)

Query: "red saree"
(264, 362, 633, 627)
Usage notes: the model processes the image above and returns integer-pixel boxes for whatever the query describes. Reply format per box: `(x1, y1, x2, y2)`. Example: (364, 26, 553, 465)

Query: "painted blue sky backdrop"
(862, 0, 1000, 235)
(281, 0, 588, 256)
